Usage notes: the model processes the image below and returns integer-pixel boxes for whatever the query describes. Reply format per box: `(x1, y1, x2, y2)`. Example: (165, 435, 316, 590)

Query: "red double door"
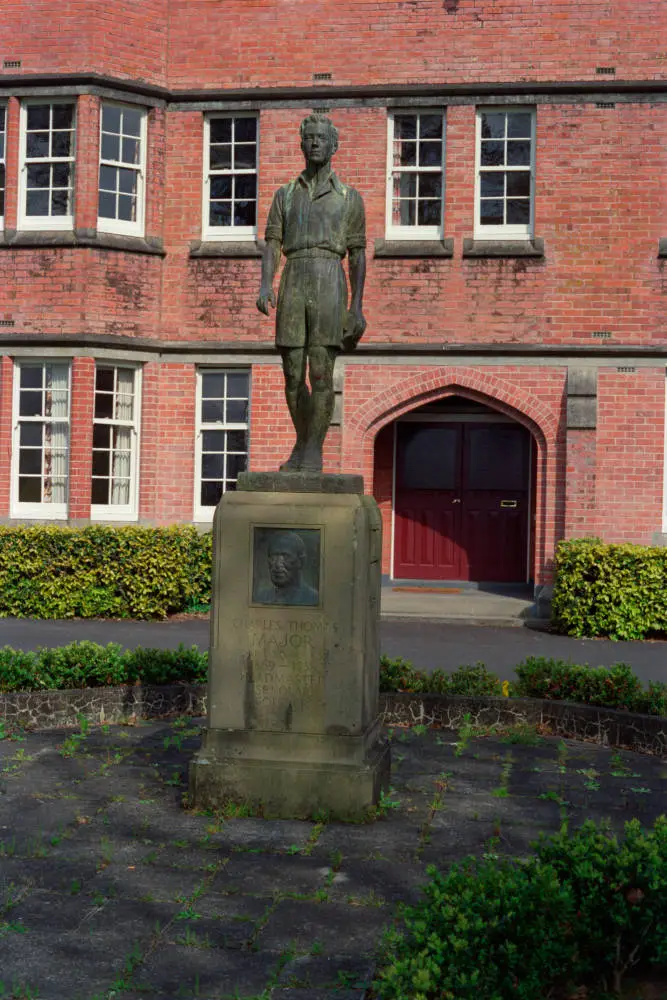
(394, 421, 531, 582)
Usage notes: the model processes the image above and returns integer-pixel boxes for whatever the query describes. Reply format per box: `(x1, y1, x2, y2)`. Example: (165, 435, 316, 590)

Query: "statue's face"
(301, 123, 334, 166)
(268, 543, 302, 588)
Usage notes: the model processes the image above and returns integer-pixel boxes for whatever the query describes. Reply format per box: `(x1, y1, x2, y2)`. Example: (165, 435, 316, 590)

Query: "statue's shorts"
(275, 249, 348, 350)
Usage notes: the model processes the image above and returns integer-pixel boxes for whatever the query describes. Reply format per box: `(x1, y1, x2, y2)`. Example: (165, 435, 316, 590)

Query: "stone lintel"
(373, 238, 454, 258)
(238, 471, 364, 494)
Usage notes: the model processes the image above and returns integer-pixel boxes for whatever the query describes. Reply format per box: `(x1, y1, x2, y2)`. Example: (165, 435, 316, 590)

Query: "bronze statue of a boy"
(257, 114, 367, 473)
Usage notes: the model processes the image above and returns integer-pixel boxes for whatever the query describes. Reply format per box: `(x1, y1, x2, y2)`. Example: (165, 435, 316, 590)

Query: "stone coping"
(1, 684, 665, 755)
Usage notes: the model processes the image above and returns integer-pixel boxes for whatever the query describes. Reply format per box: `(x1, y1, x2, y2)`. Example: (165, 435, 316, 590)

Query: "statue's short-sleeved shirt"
(264, 171, 366, 258)
(264, 170, 366, 349)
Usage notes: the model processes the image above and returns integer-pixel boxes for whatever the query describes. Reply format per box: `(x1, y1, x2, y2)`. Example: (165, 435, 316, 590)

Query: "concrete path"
(1, 718, 665, 999)
(1, 615, 666, 686)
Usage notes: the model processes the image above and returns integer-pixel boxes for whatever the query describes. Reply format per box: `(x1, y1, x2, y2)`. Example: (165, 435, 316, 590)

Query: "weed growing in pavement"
(610, 750, 641, 779)
(576, 767, 600, 791)
(491, 753, 513, 799)
(108, 942, 143, 993)
(454, 713, 474, 757)
(375, 787, 402, 817)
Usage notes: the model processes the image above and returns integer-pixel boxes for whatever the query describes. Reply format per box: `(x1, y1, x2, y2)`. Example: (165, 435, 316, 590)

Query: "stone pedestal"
(189, 472, 390, 819)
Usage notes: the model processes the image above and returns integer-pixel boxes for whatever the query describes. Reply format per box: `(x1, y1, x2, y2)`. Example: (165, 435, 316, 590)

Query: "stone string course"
(1, 685, 665, 756)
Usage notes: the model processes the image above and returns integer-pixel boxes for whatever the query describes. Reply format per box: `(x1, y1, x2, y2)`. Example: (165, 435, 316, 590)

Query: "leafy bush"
(514, 656, 667, 716)
(380, 658, 502, 697)
(553, 538, 667, 639)
(374, 817, 667, 1000)
(0, 525, 212, 620)
(0, 642, 207, 692)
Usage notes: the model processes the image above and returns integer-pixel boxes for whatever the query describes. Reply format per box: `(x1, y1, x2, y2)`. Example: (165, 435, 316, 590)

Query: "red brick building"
(0, 0, 665, 600)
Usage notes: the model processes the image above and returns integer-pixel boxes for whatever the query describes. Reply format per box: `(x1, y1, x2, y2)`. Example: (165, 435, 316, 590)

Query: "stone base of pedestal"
(189, 731, 390, 820)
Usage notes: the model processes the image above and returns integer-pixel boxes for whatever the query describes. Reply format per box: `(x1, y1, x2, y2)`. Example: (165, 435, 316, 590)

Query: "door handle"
(500, 500, 518, 508)
(451, 498, 461, 504)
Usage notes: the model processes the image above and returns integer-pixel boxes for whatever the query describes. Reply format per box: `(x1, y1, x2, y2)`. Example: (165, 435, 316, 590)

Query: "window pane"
(393, 173, 416, 199)
(393, 200, 415, 226)
(98, 191, 116, 218)
(481, 112, 506, 139)
(91, 478, 109, 505)
(507, 141, 531, 166)
(508, 113, 532, 139)
(201, 373, 225, 398)
(506, 199, 530, 224)
(234, 201, 255, 226)
(95, 394, 114, 419)
(394, 116, 417, 140)
(226, 429, 247, 451)
(19, 450, 42, 475)
(99, 165, 117, 191)
(118, 168, 138, 195)
(209, 118, 232, 143)
(19, 478, 42, 502)
(234, 145, 256, 169)
(117, 194, 135, 221)
(210, 175, 232, 199)
(51, 105, 74, 129)
(202, 430, 225, 451)
(27, 164, 50, 188)
(123, 108, 142, 137)
(480, 199, 504, 225)
(419, 114, 442, 139)
(417, 200, 441, 226)
(235, 174, 257, 199)
(26, 133, 49, 158)
(480, 141, 505, 167)
(226, 372, 249, 397)
(121, 137, 139, 165)
(234, 117, 256, 142)
(20, 423, 42, 446)
(480, 173, 504, 198)
(418, 142, 442, 167)
(27, 105, 50, 130)
(226, 453, 247, 479)
(93, 424, 111, 449)
(226, 399, 248, 423)
(418, 174, 442, 199)
(51, 132, 72, 157)
(209, 202, 232, 227)
(201, 481, 223, 507)
(26, 190, 49, 215)
(395, 141, 416, 167)
(52, 163, 71, 187)
(506, 172, 530, 197)
(19, 391, 43, 417)
(202, 453, 225, 479)
(202, 399, 224, 422)
(20, 366, 43, 389)
(102, 104, 122, 133)
(101, 133, 120, 161)
(51, 189, 70, 216)
(92, 451, 110, 477)
(210, 145, 232, 170)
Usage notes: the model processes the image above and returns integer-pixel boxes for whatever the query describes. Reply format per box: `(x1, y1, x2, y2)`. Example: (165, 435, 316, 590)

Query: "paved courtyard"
(1, 718, 666, 1000)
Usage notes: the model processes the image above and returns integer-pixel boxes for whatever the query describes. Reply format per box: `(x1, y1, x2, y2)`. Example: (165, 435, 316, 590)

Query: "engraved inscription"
(252, 527, 320, 607)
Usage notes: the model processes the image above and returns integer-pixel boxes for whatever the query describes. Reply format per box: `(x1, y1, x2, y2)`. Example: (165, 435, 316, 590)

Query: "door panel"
(393, 419, 531, 583)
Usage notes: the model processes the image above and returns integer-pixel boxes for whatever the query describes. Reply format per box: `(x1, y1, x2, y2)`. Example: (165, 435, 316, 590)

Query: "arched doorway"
(377, 395, 536, 583)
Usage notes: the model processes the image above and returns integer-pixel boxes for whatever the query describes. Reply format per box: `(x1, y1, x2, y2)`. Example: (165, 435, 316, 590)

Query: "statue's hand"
(256, 287, 276, 315)
(342, 306, 367, 352)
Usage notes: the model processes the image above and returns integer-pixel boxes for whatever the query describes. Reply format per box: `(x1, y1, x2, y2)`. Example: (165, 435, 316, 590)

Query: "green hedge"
(552, 538, 667, 640)
(374, 817, 667, 1000)
(0, 525, 212, 619)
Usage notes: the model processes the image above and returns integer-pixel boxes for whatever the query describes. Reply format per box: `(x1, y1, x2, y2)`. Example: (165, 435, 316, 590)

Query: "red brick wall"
(69, 357, 95, 521)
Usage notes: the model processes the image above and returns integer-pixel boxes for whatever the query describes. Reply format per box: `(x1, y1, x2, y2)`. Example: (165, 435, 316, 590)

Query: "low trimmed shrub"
(0, 525, 212, 620)
(374, 817, 667, 1000)
(0, 642, 208, 692)
(553, 537, 667, 640)
(380, 657, 502, 697)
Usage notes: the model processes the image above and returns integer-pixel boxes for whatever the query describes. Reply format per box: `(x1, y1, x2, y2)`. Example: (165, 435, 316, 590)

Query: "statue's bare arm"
(343, 247, 367, 350)
(257, 238, 281, 314)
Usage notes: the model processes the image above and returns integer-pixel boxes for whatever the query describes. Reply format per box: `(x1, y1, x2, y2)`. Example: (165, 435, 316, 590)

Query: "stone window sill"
(659, 238, 667, 258)
(374, 238, 453, 259)
(0, 229, 165, 256)
(189, 240, 263, 259)
(462, 237, 544, 258)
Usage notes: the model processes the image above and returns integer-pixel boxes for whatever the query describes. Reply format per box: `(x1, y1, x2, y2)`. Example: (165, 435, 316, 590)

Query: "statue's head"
(267, 531, 307, 588)
(300, 113, 339, 167)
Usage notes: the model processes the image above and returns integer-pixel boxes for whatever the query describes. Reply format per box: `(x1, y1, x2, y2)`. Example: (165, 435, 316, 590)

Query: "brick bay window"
(0, 104, 5, 228)
(11, 361, 70, 519)
(475, 107, 536, 240)
(98, 103, 147, 236)
(19, 101, 75, 230)
(386, 110, 445, 239)
(195, 369, 249, 521)
(91, 365, 141, 520)
(203, 114, 258, 240)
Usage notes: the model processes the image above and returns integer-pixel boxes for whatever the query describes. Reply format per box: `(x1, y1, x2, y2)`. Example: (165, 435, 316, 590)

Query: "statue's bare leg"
(280, 347, 310, 470)
(300, 346, 337, 472)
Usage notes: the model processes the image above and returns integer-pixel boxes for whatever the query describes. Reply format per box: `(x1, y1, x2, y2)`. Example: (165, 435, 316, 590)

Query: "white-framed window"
(11, 361, 71, 519)
(91, 364, 141, 520)
(475, 107, 536, 240)
(98, 103, 147, 236)
(0, 104, 6, 228)
(386, 110, 445, 239)
(202, 114, 258, 240)
(19, 101, 75, 230)
(194, 369, 250, 520)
